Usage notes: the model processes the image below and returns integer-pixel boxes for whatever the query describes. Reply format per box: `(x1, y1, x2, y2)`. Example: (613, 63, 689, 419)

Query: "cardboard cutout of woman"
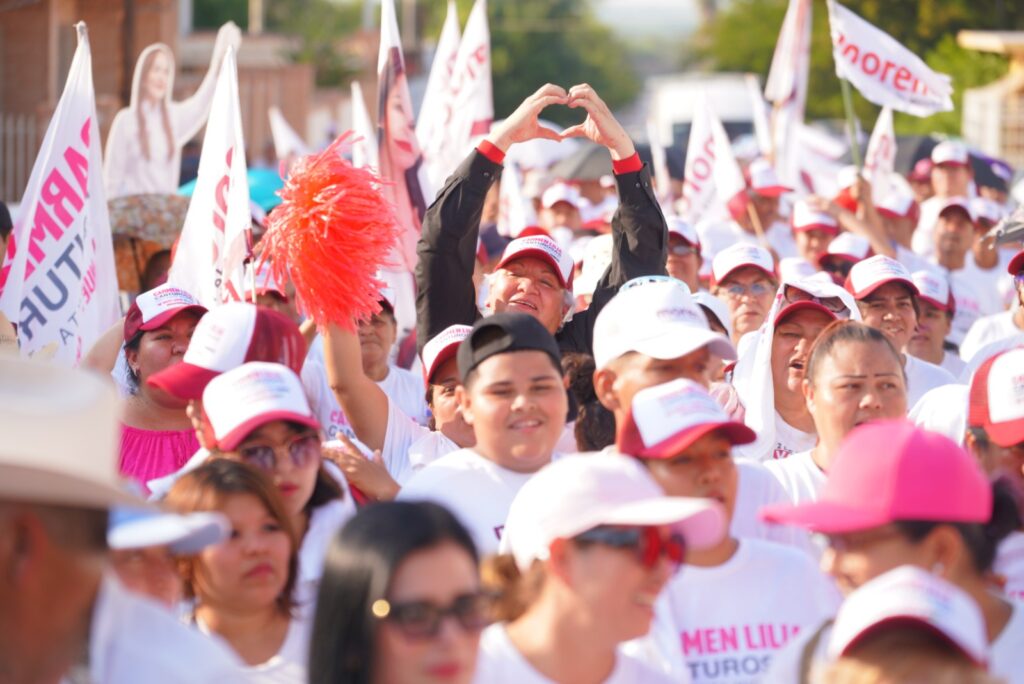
(104, 22, 242, 198)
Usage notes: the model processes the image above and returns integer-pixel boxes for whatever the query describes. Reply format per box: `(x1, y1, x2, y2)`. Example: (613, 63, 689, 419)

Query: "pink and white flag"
(497, 161, 536, 238)
(416, 0, 461, 185)
(680, 93, 746, 223)
(0, 23, 119, 365)
(864, 105, 896, 203)
(350, 81, 378, 170)
(168, 47, 251, 308)
(377, 0, 431, 273)
(765, 0, 811, 188)
(827, 0, 953, 117)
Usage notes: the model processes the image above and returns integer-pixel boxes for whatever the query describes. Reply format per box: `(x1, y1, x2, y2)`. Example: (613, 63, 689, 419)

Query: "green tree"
(695, 0, 1020, 136)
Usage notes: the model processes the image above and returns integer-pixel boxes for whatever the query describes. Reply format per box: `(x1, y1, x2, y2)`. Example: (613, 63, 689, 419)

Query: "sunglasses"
(821, 259, 854, 278)
(573, 525, 686, 571)
(238, 432, 320, 472)
(372, 591, 493, 639)
(783, 284, 848, 315)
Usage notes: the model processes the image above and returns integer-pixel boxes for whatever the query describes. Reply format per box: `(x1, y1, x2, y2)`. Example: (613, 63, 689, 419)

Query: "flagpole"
(840, 77, 862, 171)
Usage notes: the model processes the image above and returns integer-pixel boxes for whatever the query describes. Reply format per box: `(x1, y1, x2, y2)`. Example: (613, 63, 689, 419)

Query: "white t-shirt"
(948, 268, 998, 347)
(396, 448, 540, 555)
(769, 413, 817, 462)
(961, 311, 1020, 363)
(473, 623, 677, 684)
(380, 399, 459, 484)
(940, 350, 967, 378)
(764, 450, 827, 558)
(196, 615, 310, 683)
(730, 460, 796, 547)
(649, 539, 840, 684)
(768, 602, 1024, 684)
(996, 532, 1024, 604)
(904, 353, 957, 410)
(294, 491, 355, 612)
(78, 575, 245, 684)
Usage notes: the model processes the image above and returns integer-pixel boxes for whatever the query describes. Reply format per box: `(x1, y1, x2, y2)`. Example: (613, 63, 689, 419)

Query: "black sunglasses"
(372, 591, 493, 639)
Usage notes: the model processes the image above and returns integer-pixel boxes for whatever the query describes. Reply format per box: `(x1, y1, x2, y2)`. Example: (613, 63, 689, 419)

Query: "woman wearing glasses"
(476, 452, 724, 683)
(709, 244, 779, 345)
(197, 361, 350, 608)
(732, 278, 859, 463)
(166, 459, 309, 680)
(310, 501, 488, 684)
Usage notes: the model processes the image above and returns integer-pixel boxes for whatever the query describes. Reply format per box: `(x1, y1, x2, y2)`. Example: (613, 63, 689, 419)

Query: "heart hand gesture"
(487, 84, 568, 152)
(560, 84, 636, 161)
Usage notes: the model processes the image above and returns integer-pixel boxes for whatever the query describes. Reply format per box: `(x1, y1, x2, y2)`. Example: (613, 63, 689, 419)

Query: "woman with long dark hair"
(309, 501, 487, 684)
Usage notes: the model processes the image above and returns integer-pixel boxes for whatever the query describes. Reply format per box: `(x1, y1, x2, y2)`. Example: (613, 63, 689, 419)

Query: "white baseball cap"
(617, 379, 756, 459)
(148, 303, 307, 400)
(911, 270, 953, 313)
(593, 279, 736, 368)
(710, 243, 775, 286)
(501, 452, 727, 571)
(0, 359, 142, 509)
(877, 191, 918, 221)
(541, 181, 581, 210)
(968, 346, 1024, 447)
(246, 261, 287, 301)
(931, 141, 970, 167)
(495, 234, 575, 289)
(820, 232, 872, 266)
(937, 196, 976, 225)
(779, 257, 819, 283)
(845, 255, 919, 300)
(108, 507, 229, 555)
(667, 216, 700, 247)
(747, 158, 792, 197)
(421, 324, 473, 386)
(573, 233, 614, 298)
(792, 199, 839, 234)
(124, 284, 207, 343)
(828, 565, 987, 666)
(200, 362, 319, 451)
(971, 197, 1006, 227)
(692, 291, 733, 341)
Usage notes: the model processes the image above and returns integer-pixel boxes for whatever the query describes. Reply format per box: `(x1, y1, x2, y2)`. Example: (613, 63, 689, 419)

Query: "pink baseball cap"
(667, 216, 700, 248)
(200, 362, 319, 452)
(760, 420, 992, 534)
(968, 347, 1024, 447)
(617, 379, 755, 459)
(828, 566, 988, 667)
(876, 192, 920, 222)
(710, 243, 775, 286)
(147, 303, 307, 401)
(124, 284, 207, 343)
(541, 182, 581, 210)
(931, 141, 970, 167)
(421, 324, 473, 387)
(911, 270, 954, 314)
(501, 452, 727, 571)
(845, 255, 919, 300)
(791, 199, 839, 235)
(818, 233, 872, 268)
(746, 158, 792, 197)
(495, 235, 575, 289)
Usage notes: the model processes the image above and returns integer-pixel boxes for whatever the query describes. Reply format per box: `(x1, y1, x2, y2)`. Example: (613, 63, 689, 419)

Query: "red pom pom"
(260, 133, 399, 331)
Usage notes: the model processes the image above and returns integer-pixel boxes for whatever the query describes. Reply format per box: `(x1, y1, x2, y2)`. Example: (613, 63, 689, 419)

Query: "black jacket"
(415, 148, 667, 357)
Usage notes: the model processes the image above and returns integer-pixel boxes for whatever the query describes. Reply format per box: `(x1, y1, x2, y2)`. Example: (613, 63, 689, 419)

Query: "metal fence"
(0, 112, 39, 203)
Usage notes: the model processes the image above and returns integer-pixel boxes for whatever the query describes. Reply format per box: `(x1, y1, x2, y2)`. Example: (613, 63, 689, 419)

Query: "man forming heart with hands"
(415, 82, 666, 359)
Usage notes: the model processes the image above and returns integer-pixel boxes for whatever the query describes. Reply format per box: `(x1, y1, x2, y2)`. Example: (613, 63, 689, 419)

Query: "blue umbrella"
(178, 168, 284, 212)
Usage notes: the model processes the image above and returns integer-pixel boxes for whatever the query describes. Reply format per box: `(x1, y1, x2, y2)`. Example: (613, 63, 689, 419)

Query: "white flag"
(827, 0, 953, 117)
(746, 74, 773, 158)
(646, 119, 672, 204)
(432, 0, 493, 185)
(167, 47, 251, 307)
(680, 93, 746, 224)
(864, 106, 896, 203)
(765, 0, 811, 188)
(268, 105, 310, 163)
(416, 0, 461, 173)
(0, 23, 119, 365)
(351, 81, 378, 170)
(497, 161, 536, 238)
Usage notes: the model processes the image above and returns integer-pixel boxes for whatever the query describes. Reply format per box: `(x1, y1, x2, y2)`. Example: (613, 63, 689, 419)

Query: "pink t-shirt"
(119, 425, 201, 492)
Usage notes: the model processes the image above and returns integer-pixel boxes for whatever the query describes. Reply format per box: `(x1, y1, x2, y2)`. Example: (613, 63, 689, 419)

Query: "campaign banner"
(765, 0, 811, 188)
(827, 0, 953, 117)
(167, 47, 251, 308)
(416, 0, 461, 186)
(680, 93, 746, 223)
(864, 105, 896, 203)
(0, 23, 120, 365)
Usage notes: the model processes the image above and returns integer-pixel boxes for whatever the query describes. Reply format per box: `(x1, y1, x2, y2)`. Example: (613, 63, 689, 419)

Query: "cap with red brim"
(773, 300, 837, 327)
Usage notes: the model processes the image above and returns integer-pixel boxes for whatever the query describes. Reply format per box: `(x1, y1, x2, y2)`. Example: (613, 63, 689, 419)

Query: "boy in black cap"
(397, 312, 567, 554)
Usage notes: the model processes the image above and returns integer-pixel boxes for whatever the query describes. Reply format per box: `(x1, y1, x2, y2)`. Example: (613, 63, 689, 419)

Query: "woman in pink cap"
(760, 421, 1023, 683)
(119, 284, 207, 487)
(167, 459, 309, 681)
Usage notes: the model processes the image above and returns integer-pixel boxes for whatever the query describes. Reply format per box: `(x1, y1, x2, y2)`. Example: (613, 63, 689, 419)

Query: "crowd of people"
(1, 80, 1024, 684)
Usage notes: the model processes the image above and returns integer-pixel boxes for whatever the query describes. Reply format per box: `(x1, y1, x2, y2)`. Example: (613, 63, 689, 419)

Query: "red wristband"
(477, 140, 506, 165)
(612, 152, 642, 175)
